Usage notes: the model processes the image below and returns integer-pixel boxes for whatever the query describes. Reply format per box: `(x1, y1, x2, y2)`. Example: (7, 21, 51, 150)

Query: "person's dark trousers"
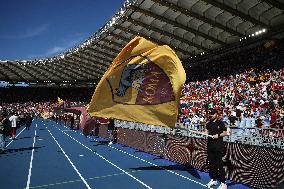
(70, 123, 74, 130)
(94, 125, 99, 136)
(6, 128, 12, 138)
(11, 128, 16, 139)
(207, 142, 226, 183)
(3, 132, 7, 147)
(25, 123, 31, 130)
(0, 133, 5, 150)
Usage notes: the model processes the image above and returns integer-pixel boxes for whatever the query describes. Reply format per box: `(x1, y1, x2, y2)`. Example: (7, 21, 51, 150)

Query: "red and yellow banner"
(87, 36, 186, 127)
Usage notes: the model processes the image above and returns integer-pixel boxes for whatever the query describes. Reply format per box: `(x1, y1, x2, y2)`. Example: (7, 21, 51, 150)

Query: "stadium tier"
(0, 0, 284, 84)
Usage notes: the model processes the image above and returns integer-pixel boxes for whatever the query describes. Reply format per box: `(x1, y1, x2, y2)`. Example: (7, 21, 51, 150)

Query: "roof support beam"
(82, 49, 113, 64)
(88, 46, 116, 60)
(92, 43, 121, 55)
(51, 64, 78, 81)
(73, 52, 107, 68)
(61, 59, 100, 77)
(101, 38, 124, 49)
(37, 64, 72, 81)
(10, 62, 43, 81)
(83, 50, 112, 68)
(84, 48, 113, 62)
(55, 61, 87, 79)
(79, 54, 109, 72)
(110, 32, 130, 43)
(53, 61, 90, 81)
(63, 57, 103, 78)
(201, 0, 269, 28)
(130, 6, 226, 45)
(0, 64, 12, 81)
(127, 18, 209, 51)
(43, 64, 76, 80)
(0, 63, 28, 82)
(150, 0, 244, 37)
(72, 53, 109, 71)
(261, 0, 284, 11)
(25, 64, 61, 81)
(68, 54, 106, 75)
(65, 54, 105, 73)
(116, 25, 191, 56)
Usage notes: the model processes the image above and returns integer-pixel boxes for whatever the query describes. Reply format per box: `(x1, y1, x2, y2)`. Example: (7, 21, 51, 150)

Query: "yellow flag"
(58, 97, 64, 106)
(87, 36, 186, 127)
(41, 111, 50, 119)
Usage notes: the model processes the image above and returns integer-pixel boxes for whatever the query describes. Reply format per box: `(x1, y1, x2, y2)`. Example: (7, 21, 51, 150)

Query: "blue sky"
(0, 0, 125, 60)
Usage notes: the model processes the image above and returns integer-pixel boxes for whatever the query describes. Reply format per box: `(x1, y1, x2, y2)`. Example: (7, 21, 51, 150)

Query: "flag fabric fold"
(88, 36, 186, 127)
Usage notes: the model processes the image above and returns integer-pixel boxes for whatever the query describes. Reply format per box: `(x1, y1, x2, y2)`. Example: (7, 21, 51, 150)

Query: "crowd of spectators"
(0, 100, 85, 151)
(1, 37, 284, 138)
(179, 38, 284, 130)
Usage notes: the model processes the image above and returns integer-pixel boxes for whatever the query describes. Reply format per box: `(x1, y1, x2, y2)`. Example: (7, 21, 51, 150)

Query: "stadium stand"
(0, 0, 283, 85)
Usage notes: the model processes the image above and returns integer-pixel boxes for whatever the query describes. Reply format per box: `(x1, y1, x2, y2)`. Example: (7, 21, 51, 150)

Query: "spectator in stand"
(179, 38, 284, 131)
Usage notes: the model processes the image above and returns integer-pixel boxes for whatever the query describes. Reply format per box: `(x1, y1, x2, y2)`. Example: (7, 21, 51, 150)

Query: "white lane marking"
(26, 124, 38, 189)
(47, 129, 92, 189)
(58, 123, 208, 188)
(105, 140, 208, 188)
(79, 154, 84, 157)
(54, 125, 152, 189)
(6, 127, 26, 147)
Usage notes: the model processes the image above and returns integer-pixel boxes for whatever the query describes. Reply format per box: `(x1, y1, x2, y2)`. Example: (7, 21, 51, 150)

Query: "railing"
(114, 120, 284, 150)
(226, 127, 284, 149)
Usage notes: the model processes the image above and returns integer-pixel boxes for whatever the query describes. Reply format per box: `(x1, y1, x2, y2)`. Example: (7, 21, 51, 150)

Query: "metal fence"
(115, 120, 284, 150)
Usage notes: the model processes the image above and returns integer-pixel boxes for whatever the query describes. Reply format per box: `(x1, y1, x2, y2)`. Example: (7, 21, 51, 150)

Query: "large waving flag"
(88, 36, 186, 127)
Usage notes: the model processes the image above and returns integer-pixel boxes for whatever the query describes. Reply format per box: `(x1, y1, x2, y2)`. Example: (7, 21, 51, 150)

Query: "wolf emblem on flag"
(108, 57, 175, 105)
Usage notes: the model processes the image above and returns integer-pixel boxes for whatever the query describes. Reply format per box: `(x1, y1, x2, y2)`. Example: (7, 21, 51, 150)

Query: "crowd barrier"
(92, 120, 284, 189)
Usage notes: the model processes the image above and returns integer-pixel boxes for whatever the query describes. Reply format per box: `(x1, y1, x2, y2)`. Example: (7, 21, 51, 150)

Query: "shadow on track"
(0, 146, 45, 155)
(129, 164, 201, 179)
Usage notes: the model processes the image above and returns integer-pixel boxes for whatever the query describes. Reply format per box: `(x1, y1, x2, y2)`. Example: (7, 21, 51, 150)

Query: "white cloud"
(45, 37, 84, 56)
(1, 24, 49, 39)
(45, 46, 66, 55)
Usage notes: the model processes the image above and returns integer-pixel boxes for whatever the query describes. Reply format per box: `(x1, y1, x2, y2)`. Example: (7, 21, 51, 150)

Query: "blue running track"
(0, 119, 252, 189)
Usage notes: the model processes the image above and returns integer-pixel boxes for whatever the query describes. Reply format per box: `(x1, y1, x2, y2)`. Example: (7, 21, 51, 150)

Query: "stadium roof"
(1, 0, 284, 84)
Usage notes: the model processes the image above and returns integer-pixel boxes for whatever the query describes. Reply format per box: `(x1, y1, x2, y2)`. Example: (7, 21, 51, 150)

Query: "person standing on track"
(108, 119, 115, 145)
(0, 114, 6, 152)
(9, 111, 18, 140)
(196, 109, 229, 189)
(25, 113, 33, 130)
(1, 111, 9, 142)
